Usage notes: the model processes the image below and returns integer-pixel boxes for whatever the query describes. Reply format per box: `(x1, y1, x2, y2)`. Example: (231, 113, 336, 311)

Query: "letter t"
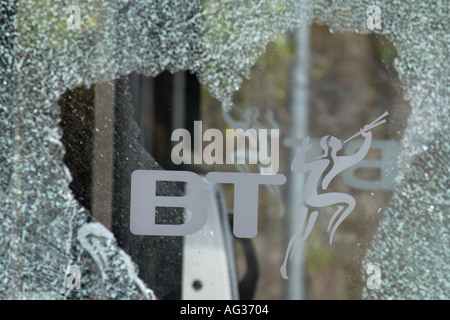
(206, 172, 286, 238)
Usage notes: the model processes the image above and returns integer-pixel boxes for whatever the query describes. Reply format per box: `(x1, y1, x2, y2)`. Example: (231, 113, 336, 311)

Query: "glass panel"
(0, 0, 447, 300)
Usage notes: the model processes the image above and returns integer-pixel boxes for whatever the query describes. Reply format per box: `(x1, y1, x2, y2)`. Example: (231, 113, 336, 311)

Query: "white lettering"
(170, 121, 279, 173)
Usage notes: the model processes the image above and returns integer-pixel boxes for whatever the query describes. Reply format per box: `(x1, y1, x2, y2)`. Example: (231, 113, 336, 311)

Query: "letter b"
(130, 170, 207, 236)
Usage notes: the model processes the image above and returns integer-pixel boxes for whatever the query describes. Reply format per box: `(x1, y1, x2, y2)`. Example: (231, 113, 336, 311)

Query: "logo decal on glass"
(281, 112, 388, 279)
(130, 112, 388, 279)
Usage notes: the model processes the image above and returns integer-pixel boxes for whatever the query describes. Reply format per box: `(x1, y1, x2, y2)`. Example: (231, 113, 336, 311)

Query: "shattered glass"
(0, 0, 448, 299)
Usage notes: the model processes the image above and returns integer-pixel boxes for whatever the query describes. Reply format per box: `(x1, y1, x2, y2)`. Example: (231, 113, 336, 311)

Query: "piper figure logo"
(281, 112, 388, 279)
